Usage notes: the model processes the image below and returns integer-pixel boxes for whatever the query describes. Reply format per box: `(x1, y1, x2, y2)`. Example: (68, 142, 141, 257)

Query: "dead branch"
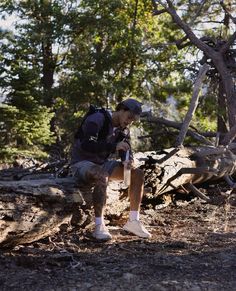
(142, 114, 215, 145)
(175, 63, 210, 147)
(221, 31, 236, 54)
(185, 182, 211, 202)
(154, 0, 215, 57)
(220, 0, 236, 25)
(151, 0, 166, 15)
(221, 124, 236, 146)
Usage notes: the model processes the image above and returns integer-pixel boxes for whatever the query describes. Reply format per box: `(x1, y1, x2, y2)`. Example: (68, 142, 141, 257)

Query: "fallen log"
(0, 176, 128, 247)
(139, 145, 236, 196)
(0, 177, 81, 247)
(1, 145, 236, 247)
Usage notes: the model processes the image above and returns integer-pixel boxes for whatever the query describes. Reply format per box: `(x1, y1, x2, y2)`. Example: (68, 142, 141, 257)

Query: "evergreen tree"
(0, 0, 73, 158)
(0, 0, 203, 159)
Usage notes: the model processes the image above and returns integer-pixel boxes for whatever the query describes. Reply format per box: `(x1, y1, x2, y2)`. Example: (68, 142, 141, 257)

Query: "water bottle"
(123, 150, 131, 187)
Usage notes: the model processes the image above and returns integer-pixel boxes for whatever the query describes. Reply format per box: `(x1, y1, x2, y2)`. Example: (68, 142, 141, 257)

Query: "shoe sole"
(92, 234, 112, 241)
(123, 227, 151, 239)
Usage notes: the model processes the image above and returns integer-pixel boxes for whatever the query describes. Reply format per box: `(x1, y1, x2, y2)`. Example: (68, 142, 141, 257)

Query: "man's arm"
(116, 128, 134, 161)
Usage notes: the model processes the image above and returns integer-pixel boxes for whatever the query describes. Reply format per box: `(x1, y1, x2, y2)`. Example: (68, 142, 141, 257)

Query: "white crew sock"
(95, 217, 105, 226)
(129, 211, 139, 221)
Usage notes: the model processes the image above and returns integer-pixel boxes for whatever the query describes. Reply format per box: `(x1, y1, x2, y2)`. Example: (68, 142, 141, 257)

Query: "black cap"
(120, 98, 142, 116)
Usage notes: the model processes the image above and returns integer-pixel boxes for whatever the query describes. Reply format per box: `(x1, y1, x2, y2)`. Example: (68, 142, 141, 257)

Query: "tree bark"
(139, 146, 236, 197)
(218, 79, 228, 135)
(0, 176, 128, 247)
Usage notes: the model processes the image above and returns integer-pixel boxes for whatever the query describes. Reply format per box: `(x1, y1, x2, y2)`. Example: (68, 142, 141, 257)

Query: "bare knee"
(86, 166, 109, 186)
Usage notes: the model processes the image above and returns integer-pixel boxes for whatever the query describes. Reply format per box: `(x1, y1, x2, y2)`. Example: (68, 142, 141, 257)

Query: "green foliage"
(0, 0, 194, 157)
(0, 0, 226, 159)
(0, 104, 55, 160)
(0, 147, 49, 163)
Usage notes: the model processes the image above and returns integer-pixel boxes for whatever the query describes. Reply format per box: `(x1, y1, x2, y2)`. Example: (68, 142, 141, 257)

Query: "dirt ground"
(0, 185, 236, 291)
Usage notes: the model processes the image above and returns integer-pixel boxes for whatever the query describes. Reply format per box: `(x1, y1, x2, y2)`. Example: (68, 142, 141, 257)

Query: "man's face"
(119, 110, 138, 128)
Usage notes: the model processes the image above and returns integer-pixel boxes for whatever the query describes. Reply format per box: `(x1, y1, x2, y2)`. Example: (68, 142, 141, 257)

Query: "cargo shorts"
(70, 160, 121, 183)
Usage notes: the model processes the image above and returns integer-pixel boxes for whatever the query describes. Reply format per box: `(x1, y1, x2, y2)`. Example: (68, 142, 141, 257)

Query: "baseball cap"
(120, 98, 142, 116)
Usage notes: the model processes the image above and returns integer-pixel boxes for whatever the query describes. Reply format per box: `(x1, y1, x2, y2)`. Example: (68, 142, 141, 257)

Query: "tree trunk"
(213, 55, 236, 130)
(1, 146, 236, 247)
(218, 79, 228, 135)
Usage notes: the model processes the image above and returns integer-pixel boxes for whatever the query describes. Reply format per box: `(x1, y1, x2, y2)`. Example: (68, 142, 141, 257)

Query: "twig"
(185, 183, 211, 202)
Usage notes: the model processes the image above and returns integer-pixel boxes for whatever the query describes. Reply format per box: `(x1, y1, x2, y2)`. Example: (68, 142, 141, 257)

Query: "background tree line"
(0, 0, 235, 162)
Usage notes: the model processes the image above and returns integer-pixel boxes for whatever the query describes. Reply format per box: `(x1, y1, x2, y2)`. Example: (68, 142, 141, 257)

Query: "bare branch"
(154, 0, 217, 58)
(220, 31, 236, 54)
(221, 124, 236, 146)
(142, 114, 215, 146)
(175, 35, 191, 49)
(152, 8, 166, 15)
(175, 63, 210, 147)
(151, 0, 166, 15)
(185, 183, 211, 202)
(220, 0, 236, 24)
(194, 0, 208, 19)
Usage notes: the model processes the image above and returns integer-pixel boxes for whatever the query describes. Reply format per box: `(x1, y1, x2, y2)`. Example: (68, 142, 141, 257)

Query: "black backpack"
(74, 105, 111, 140)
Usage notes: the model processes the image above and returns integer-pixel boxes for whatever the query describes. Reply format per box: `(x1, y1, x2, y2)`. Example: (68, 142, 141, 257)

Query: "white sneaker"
(123, 220, 152, 238)
(92, 224, 112, 241)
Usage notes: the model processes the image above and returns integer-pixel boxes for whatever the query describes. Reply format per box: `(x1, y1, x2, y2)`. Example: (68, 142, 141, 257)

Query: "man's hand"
(123, 159, 134, 169)
(116, 141, 130, 152)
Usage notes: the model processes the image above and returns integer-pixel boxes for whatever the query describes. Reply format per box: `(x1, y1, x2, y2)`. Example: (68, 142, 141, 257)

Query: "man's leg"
(71, 161, 111, 240)
(85, 165, 108, 215)
(85, 165, 112, 240)
(109, 165, 144, 210)
(109, 165, 151, 238)
(129, 168, 144, 211)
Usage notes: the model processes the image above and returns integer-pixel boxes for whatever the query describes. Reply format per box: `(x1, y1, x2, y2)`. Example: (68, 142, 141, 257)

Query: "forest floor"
(0, 183, 236, 290)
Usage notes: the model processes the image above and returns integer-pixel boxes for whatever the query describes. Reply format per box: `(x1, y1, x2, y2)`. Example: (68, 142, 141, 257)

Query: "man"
(70, 98, 151, 240)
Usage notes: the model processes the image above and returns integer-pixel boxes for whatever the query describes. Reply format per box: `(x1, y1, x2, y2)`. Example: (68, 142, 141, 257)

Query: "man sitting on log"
(70, 98, 151, 241)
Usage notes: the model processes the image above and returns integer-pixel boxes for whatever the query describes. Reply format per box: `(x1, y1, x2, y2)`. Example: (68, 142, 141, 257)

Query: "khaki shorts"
(70, 160, 121, 183)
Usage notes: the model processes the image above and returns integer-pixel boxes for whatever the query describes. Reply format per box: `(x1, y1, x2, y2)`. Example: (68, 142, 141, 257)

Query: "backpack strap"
(97, 108, 112, 139)
(74, 106, 111, 140)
